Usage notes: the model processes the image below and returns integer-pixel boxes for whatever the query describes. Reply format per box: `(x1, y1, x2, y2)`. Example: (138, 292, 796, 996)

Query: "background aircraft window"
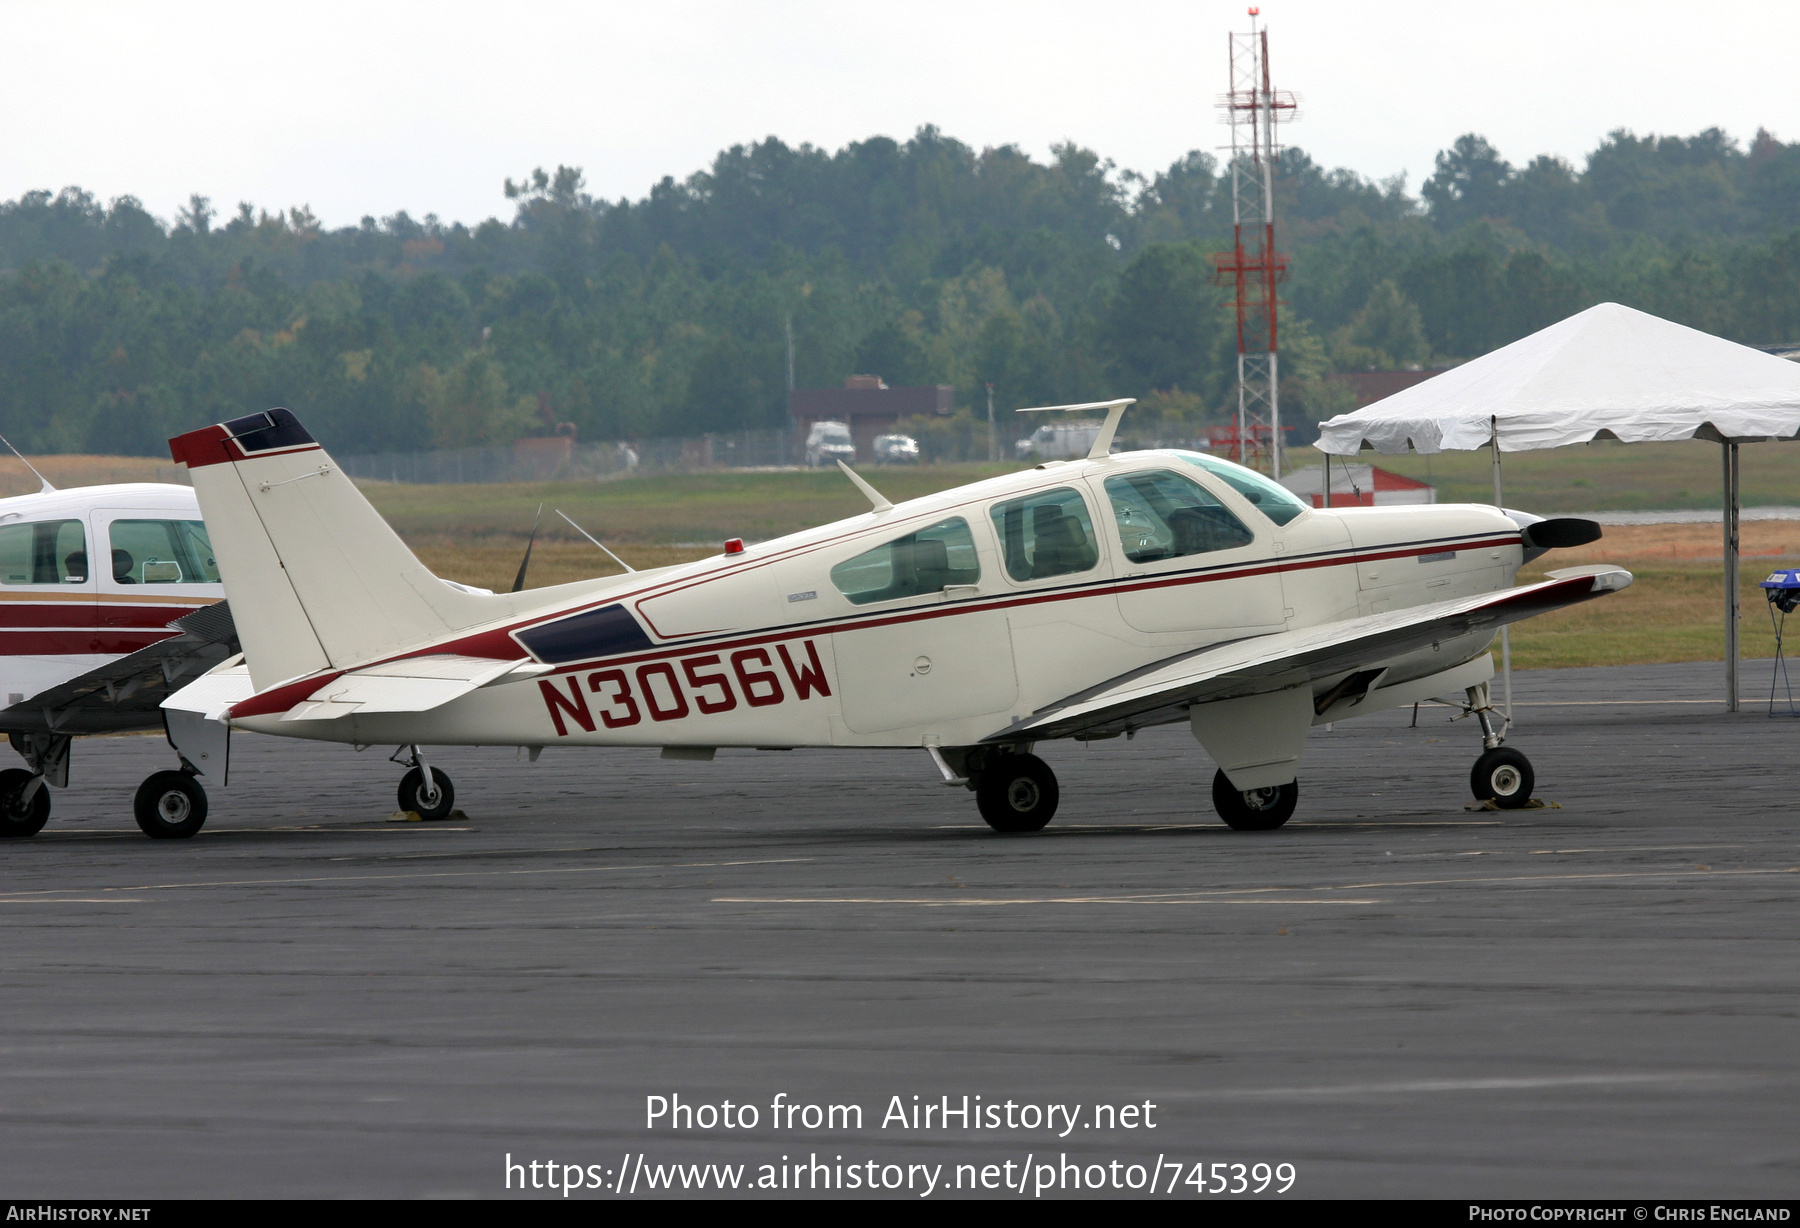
(829, 517, 981, 605)
(0, 519, 87, 585)
(1174, 451, 1310, 526)
(107, 519, 220, 585)
(1105, 470, 1255, 564)
(989, 487, 1100, 582)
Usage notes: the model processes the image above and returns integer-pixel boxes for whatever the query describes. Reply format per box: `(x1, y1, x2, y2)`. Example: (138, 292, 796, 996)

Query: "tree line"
(0, 123, 1796, 457)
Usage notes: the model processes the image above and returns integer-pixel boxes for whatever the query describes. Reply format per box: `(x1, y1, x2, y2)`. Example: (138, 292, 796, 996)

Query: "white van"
(1015, 420, 1106, 461)
(805, 421, 856, 468)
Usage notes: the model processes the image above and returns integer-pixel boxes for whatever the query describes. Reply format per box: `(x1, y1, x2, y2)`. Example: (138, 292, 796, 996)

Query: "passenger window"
(1105, 470, 1255, 564)
(830, 517, 981, 605)
(989, 487, 1100, 582)
(1175, 452, 1310, 526)
(0, 519, 88, 585)
(107, 519, 221, 585)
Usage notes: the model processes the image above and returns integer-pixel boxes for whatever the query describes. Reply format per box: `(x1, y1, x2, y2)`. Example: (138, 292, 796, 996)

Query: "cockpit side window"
(989, 487, 1100, 582)
(829, 517, 981, 605)
(1104, 470, 1255, 564)
(106, 519, 220, 585)
(0, 519, 88, 585)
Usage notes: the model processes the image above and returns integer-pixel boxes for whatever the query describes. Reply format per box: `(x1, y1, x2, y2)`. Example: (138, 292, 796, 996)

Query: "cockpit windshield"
(1172, 452, 1310, 526)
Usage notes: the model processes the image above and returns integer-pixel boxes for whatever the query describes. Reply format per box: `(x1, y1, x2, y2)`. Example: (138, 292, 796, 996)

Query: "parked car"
(1015, 420, 1107, 461)
(872, 434, 920, 464)
(805, 421, 856, 468)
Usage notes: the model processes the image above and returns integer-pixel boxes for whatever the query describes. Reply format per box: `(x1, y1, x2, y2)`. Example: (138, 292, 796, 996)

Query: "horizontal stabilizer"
(280, 654, 552, 722)
(162, 660, 255, 723)
(996, 566, 1632, 743)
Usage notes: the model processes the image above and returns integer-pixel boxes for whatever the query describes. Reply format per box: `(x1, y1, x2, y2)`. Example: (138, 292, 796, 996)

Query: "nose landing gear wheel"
(0, 767, 50, 837)
(975, 753, 1058, 832)
(1211, 770, 1298, 831)
(133, 771, 208, 839)
(1471, 747, 1534, 809)
(398, 766, 456, 820)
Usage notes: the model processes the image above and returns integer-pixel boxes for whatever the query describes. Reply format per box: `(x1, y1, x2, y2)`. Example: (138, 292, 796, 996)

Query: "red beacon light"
(724, 538, 745, 556)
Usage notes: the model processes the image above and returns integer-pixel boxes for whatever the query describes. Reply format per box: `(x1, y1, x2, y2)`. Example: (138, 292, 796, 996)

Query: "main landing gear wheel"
(134, 771, 208, 839)
(0, 768, 50, 837)
(976, 753, 1058, 833)
(1470, 747, 1534, 810)
(1211, 770, 1298, 831)
(398, 766, 456, 820)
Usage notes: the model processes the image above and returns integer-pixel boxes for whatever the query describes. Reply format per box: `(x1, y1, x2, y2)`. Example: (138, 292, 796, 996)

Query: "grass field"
(1344, 438, 1800, 512)
(0, 455, 189, 496)
(1510, 522, 1793, 669)
(360, 463, 1021, 543)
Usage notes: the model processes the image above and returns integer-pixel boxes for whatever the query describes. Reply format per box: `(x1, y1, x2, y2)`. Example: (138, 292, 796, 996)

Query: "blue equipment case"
(1760, 569, 1800, 715)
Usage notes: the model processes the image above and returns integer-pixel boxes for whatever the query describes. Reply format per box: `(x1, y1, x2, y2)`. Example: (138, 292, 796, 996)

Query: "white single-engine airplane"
(161, 402, 1628, 836)
(0, 458, 235, 840)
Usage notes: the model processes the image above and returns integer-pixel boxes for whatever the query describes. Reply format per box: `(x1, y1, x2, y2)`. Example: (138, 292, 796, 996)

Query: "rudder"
(170, 408, 494, 690)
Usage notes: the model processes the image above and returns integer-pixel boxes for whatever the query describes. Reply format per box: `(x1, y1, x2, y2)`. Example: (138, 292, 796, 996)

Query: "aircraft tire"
(0, 768, 50, 837)
(398, 767, 456, 820)
(1470, 747, 1534, 809)
(1211, 770, 1297, 831)
(134, 771, 208, 839)
(975, 753, 1058, 833)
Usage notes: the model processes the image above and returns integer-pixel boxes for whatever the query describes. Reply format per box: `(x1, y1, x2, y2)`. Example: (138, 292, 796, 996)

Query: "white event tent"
(1314, 301, 1800, 713)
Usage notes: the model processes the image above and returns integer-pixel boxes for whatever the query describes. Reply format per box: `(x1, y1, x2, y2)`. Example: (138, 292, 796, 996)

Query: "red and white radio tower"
(1213, 8, 1297, 474)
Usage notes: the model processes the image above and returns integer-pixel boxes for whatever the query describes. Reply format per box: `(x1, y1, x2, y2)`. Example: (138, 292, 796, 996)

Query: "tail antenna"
(0, 433, 52, 492)
(511, 504, 543, 593)
(555, 509, 636, 574)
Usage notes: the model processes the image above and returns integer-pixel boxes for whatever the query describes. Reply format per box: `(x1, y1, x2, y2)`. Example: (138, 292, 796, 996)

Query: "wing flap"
(996, 566, 1631, 742)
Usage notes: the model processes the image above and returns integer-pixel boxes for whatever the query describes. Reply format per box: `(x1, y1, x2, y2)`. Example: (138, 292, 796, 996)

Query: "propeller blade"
(511, 504, 543, 593)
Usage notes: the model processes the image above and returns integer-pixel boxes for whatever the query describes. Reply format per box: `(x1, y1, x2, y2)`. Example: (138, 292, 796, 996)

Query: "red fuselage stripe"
(498, 533, 1524, 677)
(0, 629, 177, 655)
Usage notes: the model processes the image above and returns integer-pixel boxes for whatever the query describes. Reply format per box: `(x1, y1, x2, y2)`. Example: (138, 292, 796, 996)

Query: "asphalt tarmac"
(3, 659, 1796, 1200)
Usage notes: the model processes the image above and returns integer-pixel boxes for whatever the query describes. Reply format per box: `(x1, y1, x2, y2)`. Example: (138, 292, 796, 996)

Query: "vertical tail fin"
(170, 409, 493, 690)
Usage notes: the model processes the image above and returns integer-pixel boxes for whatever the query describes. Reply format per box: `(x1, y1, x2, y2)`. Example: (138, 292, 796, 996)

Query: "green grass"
(1358, 438, 1800, 513)
(360, 439, 1800, 549)
(1508, 562, 1782, 670)
(360, 463, 1027, 544)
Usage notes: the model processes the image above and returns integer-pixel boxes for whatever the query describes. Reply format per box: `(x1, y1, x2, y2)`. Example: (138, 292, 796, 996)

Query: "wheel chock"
(386, 809, 471, 823)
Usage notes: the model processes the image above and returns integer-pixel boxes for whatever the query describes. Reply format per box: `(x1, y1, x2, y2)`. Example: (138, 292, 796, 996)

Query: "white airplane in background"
(161, 402, 1629, 836)
(0, 453, 235, 840)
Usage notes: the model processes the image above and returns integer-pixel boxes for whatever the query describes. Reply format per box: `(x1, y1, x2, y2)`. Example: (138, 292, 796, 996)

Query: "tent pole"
(1724, 442, 1741, 713)
(1491, 418, 1512, 723)
(1322, 453, 1331, 508)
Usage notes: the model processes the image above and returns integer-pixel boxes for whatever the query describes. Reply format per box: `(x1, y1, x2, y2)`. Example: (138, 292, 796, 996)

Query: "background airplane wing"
(0, 602, 240, 735)
(990, 566, 1632, 743)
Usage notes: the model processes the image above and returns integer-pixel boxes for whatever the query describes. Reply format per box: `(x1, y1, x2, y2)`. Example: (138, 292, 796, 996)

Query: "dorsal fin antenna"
(1015, 398, 1135, 460)
(835, 459, 893, 513)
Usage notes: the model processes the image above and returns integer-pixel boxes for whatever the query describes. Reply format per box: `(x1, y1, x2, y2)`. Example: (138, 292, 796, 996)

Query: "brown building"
(789, 376, 955, 457)
(1327, 368, 1445, 408)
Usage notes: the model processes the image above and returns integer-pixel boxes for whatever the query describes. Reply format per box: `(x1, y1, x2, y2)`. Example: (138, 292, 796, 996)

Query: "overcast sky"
(4, 0, 1797, 228)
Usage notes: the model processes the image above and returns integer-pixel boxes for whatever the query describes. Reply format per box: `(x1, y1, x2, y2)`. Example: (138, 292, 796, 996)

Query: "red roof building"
(1279, 463, 1436, 508)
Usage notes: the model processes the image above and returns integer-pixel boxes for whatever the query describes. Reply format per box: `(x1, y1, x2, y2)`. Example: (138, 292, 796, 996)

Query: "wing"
(0, 602, 240, 736)
(989, 566, 1631, 743)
